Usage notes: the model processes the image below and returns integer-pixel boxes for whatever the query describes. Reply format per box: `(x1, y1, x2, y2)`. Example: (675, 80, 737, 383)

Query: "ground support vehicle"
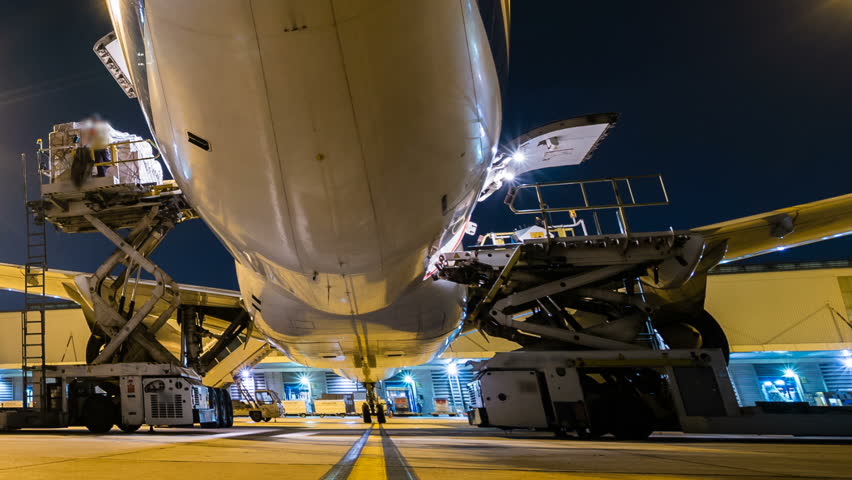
(468, 349, 852, 439)
(0, 363, 232, 432)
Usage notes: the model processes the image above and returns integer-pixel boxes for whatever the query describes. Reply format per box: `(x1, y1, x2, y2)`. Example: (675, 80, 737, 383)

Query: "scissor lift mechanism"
(438, 174, 718, 355)
(2, 140, 252, 431)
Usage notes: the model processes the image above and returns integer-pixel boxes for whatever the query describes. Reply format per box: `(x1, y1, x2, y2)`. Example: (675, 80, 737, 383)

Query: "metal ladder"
(21, 153, 48, 409)
(447, 373, 462, 413)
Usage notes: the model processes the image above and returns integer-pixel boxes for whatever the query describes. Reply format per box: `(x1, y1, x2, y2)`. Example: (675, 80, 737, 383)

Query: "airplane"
(4, 0, 852, 423)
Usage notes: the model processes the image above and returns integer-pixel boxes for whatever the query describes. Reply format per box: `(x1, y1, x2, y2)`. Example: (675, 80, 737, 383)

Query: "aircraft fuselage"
(108, 0, 503, 381)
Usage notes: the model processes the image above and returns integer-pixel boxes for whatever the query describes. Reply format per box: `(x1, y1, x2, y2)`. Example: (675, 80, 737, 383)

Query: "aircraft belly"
(250, 269, 465, 381)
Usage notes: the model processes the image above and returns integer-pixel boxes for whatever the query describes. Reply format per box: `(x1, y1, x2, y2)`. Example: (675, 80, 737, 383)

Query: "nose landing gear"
(361, 382, 387, 424)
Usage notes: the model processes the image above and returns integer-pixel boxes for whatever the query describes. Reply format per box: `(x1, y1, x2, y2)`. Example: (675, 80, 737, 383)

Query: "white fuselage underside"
(108, 0, 501, 382)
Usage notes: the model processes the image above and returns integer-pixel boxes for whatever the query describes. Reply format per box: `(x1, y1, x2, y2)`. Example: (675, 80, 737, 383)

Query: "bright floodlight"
(240, 369, 252, 379)
(403, 374, 414, 384)
(511, 151, 525, 162)
(299, 375, 311, 386)
(843, 358, 852, 368)
(504, 172, 515, 181)
(783, 368, 797, 377)
(447, 363, 458, 375)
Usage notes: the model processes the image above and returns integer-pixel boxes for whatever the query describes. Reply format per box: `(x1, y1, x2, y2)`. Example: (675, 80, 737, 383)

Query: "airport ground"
(0, 416, 848, 479)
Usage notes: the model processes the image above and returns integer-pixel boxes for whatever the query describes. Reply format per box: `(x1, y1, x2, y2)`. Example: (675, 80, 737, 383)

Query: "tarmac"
(0, 416, 849, 479)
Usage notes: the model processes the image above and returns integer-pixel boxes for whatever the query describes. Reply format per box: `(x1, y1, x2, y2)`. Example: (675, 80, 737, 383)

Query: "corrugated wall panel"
(728, 364, 762, 406)
(706, 269, 852, 349)
(0, 378, 13, 402)
(820, 363, 852, 391)
(325, 372, 361, 394)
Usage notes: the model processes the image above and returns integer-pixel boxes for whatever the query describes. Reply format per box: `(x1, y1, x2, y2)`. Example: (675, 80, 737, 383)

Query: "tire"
(221, 389, 234, 427)
(85, 333, 108, 364)
(249, 410, 263, 422)
(611, 399, 655, 441)
(339, 413, 347, 418)
(361, 403, 372, 423)
(376, 405, 387, 424)
(215, 389, 228, 428)
(299, 413, 307, 418)
(84, 396, 115, 434)
(658, 310, 730, 363)
(118, 423, 141, 433)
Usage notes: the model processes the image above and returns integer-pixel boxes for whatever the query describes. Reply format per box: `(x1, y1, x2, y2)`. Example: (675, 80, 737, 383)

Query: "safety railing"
(36, 137, 161, 185)
(504, 174, 669, 236)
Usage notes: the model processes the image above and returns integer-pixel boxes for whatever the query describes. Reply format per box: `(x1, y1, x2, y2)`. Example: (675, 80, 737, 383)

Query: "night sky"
(2, 1, 852, 304)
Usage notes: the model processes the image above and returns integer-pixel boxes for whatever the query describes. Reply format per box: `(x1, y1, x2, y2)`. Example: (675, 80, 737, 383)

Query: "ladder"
(446, 373, 461, 413)
(21, 153, 48, 410)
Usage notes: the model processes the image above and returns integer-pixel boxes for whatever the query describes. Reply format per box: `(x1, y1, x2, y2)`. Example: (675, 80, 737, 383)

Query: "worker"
(86, 113, 112, 177)
(71, 114, 112, 187)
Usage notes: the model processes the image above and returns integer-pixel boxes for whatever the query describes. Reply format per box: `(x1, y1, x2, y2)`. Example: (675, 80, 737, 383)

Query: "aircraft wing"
(0, 262, 252, 355)
(693, 193, 852, 263)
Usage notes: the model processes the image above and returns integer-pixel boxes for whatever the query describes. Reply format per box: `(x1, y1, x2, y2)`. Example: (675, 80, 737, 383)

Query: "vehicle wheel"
(221, 389, 234, 427)
(263, 417, 271, 422)
(376, 405, 387, 424)
(118, 423, 141, 433)
(361, 403, 372, 423)
(84, 396, 115, 433)
(218, 389, 231, 428)
(658, 310, 730, 363)
(339, 413, 347, 418)
(299, 413, 307, 418)
(611, 400, 655, 441)
(249, 410, 263, 422)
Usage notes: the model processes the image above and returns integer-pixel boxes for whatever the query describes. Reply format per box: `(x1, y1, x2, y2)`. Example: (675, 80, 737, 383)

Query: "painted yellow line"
(348, 424, 387, 480)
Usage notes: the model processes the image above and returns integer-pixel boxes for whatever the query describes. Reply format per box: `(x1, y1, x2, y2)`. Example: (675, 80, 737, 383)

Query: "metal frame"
(505, 174, 670, 236)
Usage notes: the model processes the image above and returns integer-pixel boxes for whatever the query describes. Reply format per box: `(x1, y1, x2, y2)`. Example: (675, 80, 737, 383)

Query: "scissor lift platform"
(38, 179, 194, 233)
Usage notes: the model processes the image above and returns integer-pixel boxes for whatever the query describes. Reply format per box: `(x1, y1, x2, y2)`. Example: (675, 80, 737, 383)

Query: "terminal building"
(1, 260, 851, 414)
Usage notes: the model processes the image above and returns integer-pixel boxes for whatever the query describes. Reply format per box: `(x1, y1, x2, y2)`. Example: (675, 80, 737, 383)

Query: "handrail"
(504, 174, 669, 236)
(37, 138, 160, 184)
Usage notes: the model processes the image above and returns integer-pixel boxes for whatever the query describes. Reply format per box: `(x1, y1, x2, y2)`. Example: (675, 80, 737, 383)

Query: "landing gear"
(361, 382, 387, 424)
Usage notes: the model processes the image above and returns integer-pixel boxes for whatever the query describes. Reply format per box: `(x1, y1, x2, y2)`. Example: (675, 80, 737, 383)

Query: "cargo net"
(47, 120, 163, 187)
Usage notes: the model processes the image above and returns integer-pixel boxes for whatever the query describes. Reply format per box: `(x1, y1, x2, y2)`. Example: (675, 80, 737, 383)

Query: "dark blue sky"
(2, 1, 851, 298)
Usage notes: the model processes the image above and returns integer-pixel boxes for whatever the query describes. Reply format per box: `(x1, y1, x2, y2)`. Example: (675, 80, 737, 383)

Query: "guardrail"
(504, 174, 670, 236)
